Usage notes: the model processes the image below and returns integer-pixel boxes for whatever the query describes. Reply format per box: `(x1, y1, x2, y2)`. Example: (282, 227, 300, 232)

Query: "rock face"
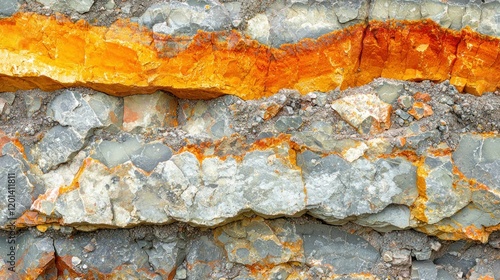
(0, 0, 500, 279)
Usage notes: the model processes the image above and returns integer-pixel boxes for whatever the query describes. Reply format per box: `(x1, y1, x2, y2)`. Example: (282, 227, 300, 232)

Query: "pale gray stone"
(0, 0, 19, 16)
(265, 2, 341, 46)
(421, 154, 471, 224)
(91, 137, 142, 168)
(24, 95, 42, 117)
(411, 261, 438, 280)
(0, 155, 35, 227)
(375, 81, 404, 104)
(293, 122, 362, 153)
(179, 97, 236, 139)
(447, 4, 466, 30)
(423, 203, 500, 238)
(388, 0, 422, 21)
(186, 236, 224, 280)
(36, 125, 85, 172)
(37, 0, 95, 13)
(298, 151, 417, 222)
(478, 1, 500, 36)
(333, 0, 370, 24)
(274, 116, 303, 132)
(355, 204, 411, 231)
(132, 173, 173, 224)
(421, 0, 452, 28)
(143, 152, 239, 225)
(0, 92, 15, 105)
(370, 0, 391, 20)
(54, 161, 114, 225)
(246, 13, 270, 44)
(146, 0, 231, 35)
(462, 4, 481, 30)
(239, 147, 305, 217)
(146, 239, 186, 278)
(130, 143, 172, 172)
(54, 230, 150, 274)
(84, 92, 123, 130)
(453, 134, 500, 190)
(297, 224, 379, 274)
(453, 134, 500, 211)
(123, 91, 178, 132)
(140, 3, 169, 28)
(48, 90, 103, 135)
(471, 189, 500, 223)
(371, 0, 422, 20)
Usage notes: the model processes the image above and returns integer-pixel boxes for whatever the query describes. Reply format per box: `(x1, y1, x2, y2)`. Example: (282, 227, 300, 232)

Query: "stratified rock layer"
(0, 13, 499, 99)
(1, 80, 498, 245)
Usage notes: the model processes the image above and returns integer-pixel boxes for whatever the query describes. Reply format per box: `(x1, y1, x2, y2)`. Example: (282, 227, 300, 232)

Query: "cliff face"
(0, 0, 500, 279)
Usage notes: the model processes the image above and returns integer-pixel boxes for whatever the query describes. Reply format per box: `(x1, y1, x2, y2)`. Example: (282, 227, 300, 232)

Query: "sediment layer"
(1, 80, 499, 242)
(0, 13, 499, 99)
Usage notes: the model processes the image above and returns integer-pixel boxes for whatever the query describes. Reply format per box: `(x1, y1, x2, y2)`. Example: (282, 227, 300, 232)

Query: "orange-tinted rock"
(450, 31, 500, 95)
(356, 20, 463, 88)
(414, 92, 431, 102)
(15, 211, 61, 228)
(0, 14, 498, 99)
(408, 102, 434, 120)
(17, 251, 57, 280)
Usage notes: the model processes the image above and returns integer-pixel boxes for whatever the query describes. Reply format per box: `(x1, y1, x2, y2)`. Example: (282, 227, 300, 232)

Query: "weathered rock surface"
(0, 0, 500, 279)
(0, 79, 495, 244)
(36, 0, 95, 13)
(2, 219, 500, 279)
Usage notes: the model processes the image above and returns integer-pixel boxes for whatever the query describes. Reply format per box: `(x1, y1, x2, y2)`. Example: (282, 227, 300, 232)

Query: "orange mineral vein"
(0, 13, 499, 99)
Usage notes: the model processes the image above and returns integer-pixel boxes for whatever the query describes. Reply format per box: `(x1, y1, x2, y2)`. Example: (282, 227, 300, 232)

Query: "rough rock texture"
(1, 219, 500, 279)
(0, 13, 500, 98)
(0, 0, 499, 279)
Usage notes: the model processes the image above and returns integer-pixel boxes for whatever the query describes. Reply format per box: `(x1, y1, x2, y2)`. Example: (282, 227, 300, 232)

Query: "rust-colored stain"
(179, 134, 296, 163)
(411, 157, 429, 224)
(58, 157, 92, 195)
(418, 222, 496, 243)
(21, 251, 57, 280)
(0, 14, 499, 99)
(15, 210, 61, 228)
(414, 92, 432, 102)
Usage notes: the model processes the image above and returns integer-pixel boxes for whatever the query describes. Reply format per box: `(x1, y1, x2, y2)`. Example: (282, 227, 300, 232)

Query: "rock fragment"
(411, 261, 438, 280)
(186, 235, 224, 280)
(0, 0, 19, 16)
(408, 102, 434, 120)
(48, 90, 102, 134)
(297, 224, 380, 274)
(54, 229, 151, 278)
(331, 93, 392, 134)
(0, 155, 37, 227)
(215, 218, 303, 266)
(36, 0, 95, 13)
(123, 91, 177, 132)
(298, 151, 417, 222)
(35, 125, 86, 172)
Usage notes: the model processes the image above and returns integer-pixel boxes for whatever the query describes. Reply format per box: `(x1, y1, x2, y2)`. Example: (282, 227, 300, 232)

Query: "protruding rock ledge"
(0, 13, 499, 99)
